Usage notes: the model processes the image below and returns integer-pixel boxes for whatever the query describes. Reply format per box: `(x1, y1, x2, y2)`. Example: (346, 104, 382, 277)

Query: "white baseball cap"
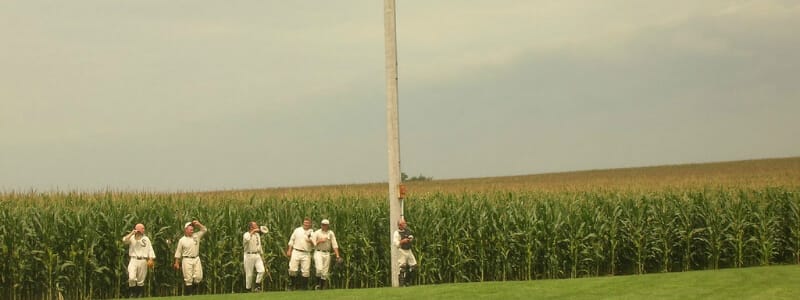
(184, 222, 192, 229)
(321, 219, 330, 225)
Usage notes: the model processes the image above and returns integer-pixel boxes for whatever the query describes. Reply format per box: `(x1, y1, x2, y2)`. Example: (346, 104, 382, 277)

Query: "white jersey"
(243, 232, 263, 254)
(393, 228, 414, 250)
(124, 235, 155, 259)
(392, 230, 402, 248)
(287, 227, 313, 252)
(174, 227, 207, 258)
(312, 229, 338, 252)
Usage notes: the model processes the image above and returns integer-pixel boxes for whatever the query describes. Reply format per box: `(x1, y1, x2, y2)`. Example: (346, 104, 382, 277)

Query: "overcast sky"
(2, 1, 799, 192)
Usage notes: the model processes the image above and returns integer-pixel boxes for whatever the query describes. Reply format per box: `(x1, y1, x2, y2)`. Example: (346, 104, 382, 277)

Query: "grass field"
(149, 265, 800, 300)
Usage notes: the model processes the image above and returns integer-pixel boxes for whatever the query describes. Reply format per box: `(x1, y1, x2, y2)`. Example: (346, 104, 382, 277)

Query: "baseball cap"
(184, 222, 192, 229)
(321, 219, 330, 225)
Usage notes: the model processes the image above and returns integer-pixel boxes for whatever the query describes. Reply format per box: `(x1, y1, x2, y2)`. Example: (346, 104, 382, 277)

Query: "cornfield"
(1, 187, 799, 299)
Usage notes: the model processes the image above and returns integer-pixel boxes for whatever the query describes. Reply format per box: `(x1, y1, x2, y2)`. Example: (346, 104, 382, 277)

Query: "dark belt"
(183, 256, 197, 258)
(316, 250, 331, 253)
(293, 248, 309, 253)
(131, 256, 148, 260)
(246, 251, 260, 254)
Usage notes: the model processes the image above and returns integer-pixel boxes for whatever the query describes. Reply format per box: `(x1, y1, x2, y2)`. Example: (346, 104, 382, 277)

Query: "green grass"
(150, 265, 800, 300)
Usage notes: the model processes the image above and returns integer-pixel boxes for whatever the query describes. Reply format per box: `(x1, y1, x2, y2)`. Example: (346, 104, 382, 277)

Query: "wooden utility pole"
(384, 0, 403, 288)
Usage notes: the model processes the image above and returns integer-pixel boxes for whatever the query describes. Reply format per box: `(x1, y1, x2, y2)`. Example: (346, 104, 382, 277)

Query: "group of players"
(121, 217, 416, 297)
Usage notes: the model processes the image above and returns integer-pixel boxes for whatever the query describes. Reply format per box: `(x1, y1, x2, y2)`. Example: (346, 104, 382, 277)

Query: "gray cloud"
(1, 1, 798, 191)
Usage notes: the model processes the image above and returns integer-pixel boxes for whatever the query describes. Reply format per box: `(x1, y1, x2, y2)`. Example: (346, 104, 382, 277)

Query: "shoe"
(252, 287, 261, 292)
(314, 284, 321, 290)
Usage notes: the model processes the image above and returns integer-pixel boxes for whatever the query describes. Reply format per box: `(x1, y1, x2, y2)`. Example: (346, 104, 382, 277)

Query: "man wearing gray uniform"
(173, 220, 207, 295)
(311, 219, 342, 290)
(123, 223, 156, 298)
(243, 221, 267, 292)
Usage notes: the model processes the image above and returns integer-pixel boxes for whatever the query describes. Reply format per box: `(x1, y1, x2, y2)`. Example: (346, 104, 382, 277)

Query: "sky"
(2, 0, 799, 192)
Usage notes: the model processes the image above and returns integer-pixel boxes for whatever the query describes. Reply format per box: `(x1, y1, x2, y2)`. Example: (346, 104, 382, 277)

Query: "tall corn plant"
(563, 199, 596, 278)
(720, 194, 754, 268)
(537, 200, 567, 279)
(524, 197, 544, 280)
(695, 192, 727, 269)
(673, 193, 704, 272)
(603, 198, 624, 275)
(495, 193, 532, 281)
(619, 197, 654, 275)
(750, 204, 780, 266)
(648, 194, 680, 273)
(0, 199, 24, 300)
(783, 190, 800, 264)
(584, 196, 617, 276)
(750, 189, 784, 266)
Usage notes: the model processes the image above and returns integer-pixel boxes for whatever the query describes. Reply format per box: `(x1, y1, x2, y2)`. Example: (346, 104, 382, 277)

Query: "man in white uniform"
(122, 223, 156, 298)
(243, 221, 266, 292)
(172, 220, 207, 295)
(285, 217, 313, 290)
(312, 219, 342, 290)
(393, 217, 417, 287)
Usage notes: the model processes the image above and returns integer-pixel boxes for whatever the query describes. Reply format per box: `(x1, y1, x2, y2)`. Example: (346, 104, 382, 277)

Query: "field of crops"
(1, 157, 799, 299)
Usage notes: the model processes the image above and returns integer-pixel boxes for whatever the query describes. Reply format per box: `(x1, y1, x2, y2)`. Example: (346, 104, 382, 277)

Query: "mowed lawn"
(150, 265, 800, 300)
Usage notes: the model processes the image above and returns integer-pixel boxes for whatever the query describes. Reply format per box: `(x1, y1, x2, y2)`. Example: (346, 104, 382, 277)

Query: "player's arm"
(122, 229, 136, 244)
(145, 237, 156, 268)
(331, 232, 341, 259)
(193, 220, 207, 238)
(173, 240, 183, 269)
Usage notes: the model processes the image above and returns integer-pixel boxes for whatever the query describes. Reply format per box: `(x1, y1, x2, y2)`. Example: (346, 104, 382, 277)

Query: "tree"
(401, 172, 432, 182)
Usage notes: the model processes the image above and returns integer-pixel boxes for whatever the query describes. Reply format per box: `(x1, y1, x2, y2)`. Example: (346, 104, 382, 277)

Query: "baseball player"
(243, 221, 267, 292)
(285, 217, 314, 290)
(122, 223, 156, 298)
(311, 219, 342, 290)
(392, 217, 417, 287)
(172, 220, 207, 295)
